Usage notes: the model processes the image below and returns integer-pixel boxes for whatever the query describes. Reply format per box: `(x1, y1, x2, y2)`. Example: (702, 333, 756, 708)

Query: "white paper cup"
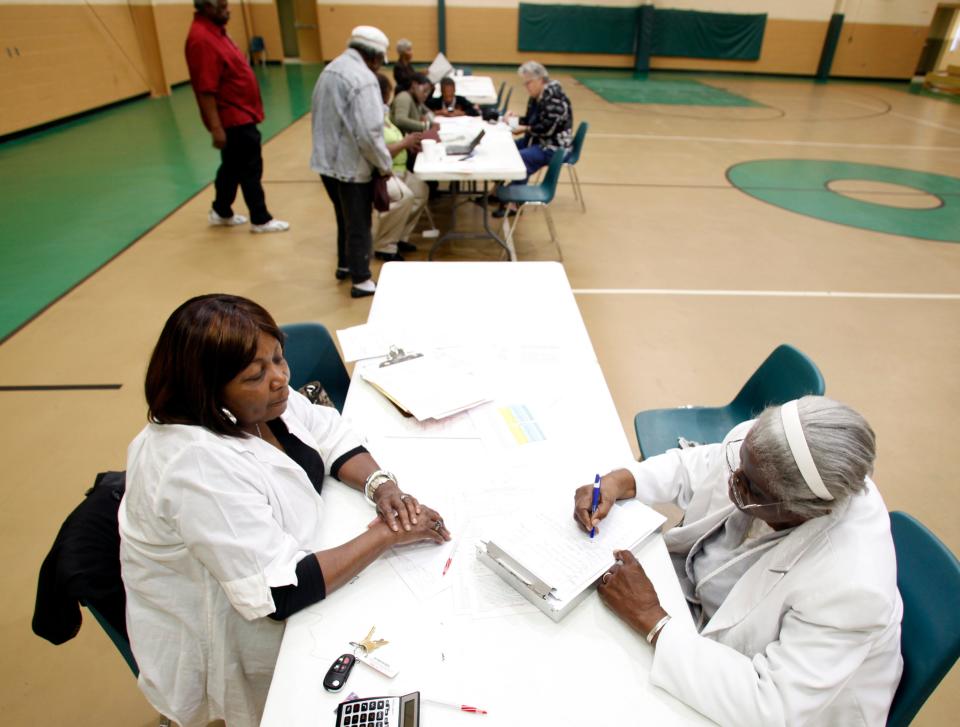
(420, 139, 443, 162)
(508, 116, 519, 130)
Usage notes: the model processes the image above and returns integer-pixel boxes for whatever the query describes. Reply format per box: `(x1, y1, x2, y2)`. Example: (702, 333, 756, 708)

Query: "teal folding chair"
(564, 122, 589, 212)
(280, 323, 351, 412)
(496, 147, 566, 261)
(887, 512, 960, 726)
(480, 81, 506, 115)
(249, 35, 266, 67)
(633, 344, 825, 459)
(499, 86, 513, 116)
(87, 604, 138, 676)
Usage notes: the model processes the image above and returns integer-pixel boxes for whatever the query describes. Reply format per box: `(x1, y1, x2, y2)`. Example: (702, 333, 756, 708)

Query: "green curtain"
(518, 3, 639, 54)
(651, 9, 766, 60)
(518, 4, 766, 61)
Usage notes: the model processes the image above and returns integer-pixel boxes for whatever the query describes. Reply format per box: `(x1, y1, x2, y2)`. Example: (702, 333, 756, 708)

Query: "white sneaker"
(250, 219, 290, 234)
(209, 209, 248, 226)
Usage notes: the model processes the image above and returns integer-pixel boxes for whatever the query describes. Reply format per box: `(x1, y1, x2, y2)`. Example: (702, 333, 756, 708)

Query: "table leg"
(427, 181, 516, 262)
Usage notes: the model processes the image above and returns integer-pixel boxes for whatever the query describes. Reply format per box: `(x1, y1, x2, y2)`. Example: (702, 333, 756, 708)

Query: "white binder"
(477, 501, 666, 622)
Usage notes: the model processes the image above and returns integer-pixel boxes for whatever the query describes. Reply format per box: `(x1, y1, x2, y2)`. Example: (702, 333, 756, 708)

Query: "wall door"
(916, 4, 958, 75)
(275, 0, 299, 58)
(293, 0, 322, 62)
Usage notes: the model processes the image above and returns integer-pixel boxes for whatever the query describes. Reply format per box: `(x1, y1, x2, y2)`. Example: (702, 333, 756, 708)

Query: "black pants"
(321, 175, 374, 284)
(213, 124, 272, 225)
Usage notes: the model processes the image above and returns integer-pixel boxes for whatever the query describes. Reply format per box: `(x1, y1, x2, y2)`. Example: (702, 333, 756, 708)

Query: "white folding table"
(414, 118, 526, 261)
(431, 75, 498, 106)
(261, 263, 715, 727)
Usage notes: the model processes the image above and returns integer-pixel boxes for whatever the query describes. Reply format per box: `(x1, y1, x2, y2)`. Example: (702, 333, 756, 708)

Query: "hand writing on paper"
(573, 469, 636, 534)
(597, 550, 668, 640)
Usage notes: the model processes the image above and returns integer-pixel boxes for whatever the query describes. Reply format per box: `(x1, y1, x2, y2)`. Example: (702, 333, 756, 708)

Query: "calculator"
(335, 691, 419, 727)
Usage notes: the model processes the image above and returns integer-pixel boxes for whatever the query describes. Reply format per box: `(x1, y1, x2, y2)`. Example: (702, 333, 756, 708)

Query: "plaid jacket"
(521, 80, 573, 151)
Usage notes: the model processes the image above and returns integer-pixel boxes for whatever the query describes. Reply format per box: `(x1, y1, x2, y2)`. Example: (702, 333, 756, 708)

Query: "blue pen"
(590, 474, 601, 538)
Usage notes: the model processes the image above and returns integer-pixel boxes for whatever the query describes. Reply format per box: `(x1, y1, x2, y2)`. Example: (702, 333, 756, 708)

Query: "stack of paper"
(360, 352, 490, 421)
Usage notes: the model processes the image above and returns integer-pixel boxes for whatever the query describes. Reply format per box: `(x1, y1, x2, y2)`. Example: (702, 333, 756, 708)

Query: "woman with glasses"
(495, 60, 573, 218)
(573, 396, 902, 726)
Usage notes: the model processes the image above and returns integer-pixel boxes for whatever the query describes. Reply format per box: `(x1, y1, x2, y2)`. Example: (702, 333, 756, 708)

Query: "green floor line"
(0, 64, 323, 342)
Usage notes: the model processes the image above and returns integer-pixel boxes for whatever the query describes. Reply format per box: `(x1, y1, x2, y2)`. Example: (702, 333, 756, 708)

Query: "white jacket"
(119, 389, 364, 727)
(625, 422, 902, 727)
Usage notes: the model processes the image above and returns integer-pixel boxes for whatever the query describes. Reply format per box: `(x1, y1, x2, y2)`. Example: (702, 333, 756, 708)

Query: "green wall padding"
(634, 4, 655, 74)
(518, 3, 639, 54)
(518, 4, 766, 61)
(817, 13, 844, 79)
(651, 9, 766, 60)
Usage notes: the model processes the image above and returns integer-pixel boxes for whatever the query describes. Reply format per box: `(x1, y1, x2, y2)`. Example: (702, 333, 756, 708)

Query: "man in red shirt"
(185, 0, 289, 233)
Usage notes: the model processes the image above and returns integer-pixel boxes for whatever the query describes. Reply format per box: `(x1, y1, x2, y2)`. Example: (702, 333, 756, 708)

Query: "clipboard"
(360, 346, 490, 422)
(365, 346, 421, 417)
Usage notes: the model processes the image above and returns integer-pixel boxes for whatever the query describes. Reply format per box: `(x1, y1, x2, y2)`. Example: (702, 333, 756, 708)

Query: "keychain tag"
(349, 625, 399, 678)
(354, 648, 400, 678)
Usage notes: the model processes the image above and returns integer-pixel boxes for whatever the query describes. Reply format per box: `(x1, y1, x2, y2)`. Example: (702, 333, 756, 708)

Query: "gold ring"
(601, 572, 612, 585)
(400, 494, 411, 502)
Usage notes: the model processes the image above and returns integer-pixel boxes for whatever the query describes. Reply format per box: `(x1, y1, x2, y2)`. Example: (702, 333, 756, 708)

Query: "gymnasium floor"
(1, 66, 958, 726)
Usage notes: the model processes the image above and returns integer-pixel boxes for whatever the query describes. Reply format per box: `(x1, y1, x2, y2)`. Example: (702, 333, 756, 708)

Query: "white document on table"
(336, 323, 394, 362)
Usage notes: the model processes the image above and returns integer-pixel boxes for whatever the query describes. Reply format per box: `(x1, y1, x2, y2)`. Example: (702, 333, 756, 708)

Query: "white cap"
(349, 25, 389, 62)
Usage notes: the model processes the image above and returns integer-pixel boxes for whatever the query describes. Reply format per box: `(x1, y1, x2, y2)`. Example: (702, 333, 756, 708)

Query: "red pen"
(442, 556, 453, 576)
(425, 698, 487, 715)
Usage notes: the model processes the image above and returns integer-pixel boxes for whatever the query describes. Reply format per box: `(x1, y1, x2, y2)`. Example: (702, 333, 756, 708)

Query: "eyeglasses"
(725, 438, 787, 511)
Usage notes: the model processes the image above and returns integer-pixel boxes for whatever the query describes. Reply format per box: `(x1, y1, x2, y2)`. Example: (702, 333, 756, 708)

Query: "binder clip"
(379, 345, 423, 368)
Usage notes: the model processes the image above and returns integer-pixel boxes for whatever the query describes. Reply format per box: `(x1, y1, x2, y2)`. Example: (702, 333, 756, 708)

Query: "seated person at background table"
(426, 77, 479, 118)
(573, 396, 902, 726)
(119, 294, 451, 727)
(373, 73, 429, 262)
(391, 72, 434, 134)
(495, 60, 573, 218)
(393, 37, 417, 93)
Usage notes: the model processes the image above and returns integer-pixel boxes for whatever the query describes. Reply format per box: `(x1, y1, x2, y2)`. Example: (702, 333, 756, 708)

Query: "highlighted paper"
(497, 404, 545, 445)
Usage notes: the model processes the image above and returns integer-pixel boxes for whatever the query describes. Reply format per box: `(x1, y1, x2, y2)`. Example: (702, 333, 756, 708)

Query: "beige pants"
(372, 170, 429, 251)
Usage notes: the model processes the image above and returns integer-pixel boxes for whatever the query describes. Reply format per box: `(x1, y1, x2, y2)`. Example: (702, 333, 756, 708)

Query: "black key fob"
(323, 653, 356, 692)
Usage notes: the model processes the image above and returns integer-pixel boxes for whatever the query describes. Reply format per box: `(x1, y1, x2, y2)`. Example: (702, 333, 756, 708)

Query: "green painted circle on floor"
(726, 160, 960, 243)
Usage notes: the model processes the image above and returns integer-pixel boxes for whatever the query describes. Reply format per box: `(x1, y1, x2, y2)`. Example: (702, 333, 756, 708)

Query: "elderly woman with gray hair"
(496, 60, 573, 217)
(574, 396, 903, 726)
(393, 38, 417, 93)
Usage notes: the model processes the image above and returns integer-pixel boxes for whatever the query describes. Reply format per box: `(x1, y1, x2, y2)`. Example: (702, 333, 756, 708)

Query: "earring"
(221, 407, 237, 424)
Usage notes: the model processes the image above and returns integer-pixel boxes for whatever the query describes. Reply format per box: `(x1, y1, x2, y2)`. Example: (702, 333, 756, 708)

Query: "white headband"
(780, 400, 833, 501)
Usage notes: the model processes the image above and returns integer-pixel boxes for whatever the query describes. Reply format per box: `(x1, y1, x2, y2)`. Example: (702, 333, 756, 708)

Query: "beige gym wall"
(0, 0, 282, 136)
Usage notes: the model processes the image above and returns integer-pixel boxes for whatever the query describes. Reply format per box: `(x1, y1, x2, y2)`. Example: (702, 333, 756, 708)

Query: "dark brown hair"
(145, 294, 284, 437)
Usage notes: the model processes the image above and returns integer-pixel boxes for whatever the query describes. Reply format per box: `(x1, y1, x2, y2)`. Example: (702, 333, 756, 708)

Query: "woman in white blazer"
(120, 294, 451, 727)
(574, 396, 902, 727)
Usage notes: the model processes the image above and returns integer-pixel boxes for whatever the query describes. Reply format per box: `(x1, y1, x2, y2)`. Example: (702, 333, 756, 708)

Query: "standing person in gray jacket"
(311, 26, 393, 298)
